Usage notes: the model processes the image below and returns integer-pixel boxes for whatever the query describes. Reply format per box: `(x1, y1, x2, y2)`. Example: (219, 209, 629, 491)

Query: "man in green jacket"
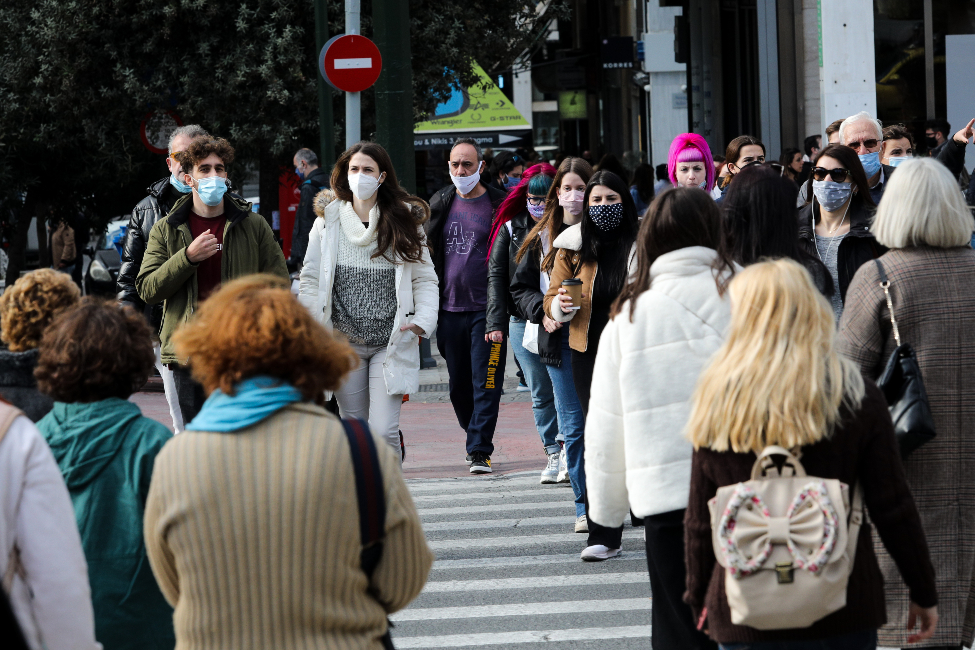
(137, 135, 288, 422)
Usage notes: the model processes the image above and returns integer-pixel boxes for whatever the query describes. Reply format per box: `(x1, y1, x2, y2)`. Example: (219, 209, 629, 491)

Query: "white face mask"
(450, 162, 482, 195)
(348, 172, 383, 201)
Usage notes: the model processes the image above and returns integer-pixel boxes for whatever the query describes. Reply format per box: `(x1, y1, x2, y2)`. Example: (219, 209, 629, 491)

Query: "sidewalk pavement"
(130, 340, 547, 480)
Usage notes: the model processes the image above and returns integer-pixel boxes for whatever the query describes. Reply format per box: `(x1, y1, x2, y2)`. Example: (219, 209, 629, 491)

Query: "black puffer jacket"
(427, 183, 507, 298)
(117, 177, 186, 329)
(798, 200, 886, 306)
(509, 228, 565, 367)
(486, 211, 533, 333)
(0, 348, 52, 422)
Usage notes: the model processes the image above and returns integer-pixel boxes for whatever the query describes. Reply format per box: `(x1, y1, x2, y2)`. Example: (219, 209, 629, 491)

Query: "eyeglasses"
(764, 162, 786, 177)
(527, 196, 546, 206)
(846, 139, 879, 151)
(169, 151, 181, 160)
(812, 167, 851, 182)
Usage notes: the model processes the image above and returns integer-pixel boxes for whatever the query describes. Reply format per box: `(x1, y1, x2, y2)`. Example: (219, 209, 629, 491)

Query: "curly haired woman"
(0, 268, 80, 420)
(144, 275, 432, 649)
(35, 299, 175, 650)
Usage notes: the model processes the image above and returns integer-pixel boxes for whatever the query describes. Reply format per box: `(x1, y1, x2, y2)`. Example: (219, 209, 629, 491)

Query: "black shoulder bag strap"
(341, 418, 395, 649)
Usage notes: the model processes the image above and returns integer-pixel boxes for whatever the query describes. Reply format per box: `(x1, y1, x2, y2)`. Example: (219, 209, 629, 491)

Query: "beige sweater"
(143, 403, 433, 650)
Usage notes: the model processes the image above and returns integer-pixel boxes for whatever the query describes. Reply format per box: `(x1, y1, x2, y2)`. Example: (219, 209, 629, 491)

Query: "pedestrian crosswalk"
(392, 471, 652, 648)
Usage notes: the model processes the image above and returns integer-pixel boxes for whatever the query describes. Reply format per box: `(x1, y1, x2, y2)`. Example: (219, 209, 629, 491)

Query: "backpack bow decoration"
(717, 481, 840, 578)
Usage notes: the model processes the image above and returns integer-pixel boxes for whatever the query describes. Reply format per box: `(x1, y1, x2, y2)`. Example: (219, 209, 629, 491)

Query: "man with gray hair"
(427, 137, 507, 474)
(289, 147, 329, 270)
(116, 124, 208, 432)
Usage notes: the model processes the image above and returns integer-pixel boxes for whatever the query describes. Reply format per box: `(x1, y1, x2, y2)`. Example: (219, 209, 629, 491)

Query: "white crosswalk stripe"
(394, 470, 652, 648)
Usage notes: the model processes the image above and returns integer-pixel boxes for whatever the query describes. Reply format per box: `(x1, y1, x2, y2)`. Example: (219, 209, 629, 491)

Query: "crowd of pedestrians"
(1, 107, 975, 650)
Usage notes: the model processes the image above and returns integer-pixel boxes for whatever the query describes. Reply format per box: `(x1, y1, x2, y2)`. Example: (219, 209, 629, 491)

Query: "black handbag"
(873, 260, 936, 458)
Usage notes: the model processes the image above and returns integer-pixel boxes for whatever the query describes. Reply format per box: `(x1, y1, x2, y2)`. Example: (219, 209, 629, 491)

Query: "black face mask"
(925, 136, 939, 149)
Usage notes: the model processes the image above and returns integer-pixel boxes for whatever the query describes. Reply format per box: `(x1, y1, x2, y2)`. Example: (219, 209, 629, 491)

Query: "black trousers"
(172, 366, 206, 425)
(571, 347, 626, 549)
(436, 309, 506, 456)
(645, 509, 717, 650)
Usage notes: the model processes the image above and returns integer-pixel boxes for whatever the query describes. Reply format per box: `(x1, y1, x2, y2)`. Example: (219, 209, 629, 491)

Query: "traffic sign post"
(318, 0, 383, 148)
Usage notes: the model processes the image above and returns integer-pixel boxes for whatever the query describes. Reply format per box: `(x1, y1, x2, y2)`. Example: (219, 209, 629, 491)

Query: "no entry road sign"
(319, 34, 382, 93)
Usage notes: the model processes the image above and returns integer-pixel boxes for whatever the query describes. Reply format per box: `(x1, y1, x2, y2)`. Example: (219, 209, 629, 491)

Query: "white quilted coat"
(586, 246, 738, 526)
(298, 200, 439, 396)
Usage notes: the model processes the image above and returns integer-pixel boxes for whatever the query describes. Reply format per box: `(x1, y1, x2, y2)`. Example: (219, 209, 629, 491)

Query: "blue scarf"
(185, 376, 303, 432)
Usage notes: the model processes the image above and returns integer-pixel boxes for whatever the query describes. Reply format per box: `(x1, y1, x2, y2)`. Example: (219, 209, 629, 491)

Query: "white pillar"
(643, 3, 687, 168)
(513, 61, 533, 128)
(818, 0, 876, 131)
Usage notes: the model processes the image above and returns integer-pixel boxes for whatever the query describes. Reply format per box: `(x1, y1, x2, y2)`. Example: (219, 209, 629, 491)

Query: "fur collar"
(338, 200, 380, 247)
(552, 223, 583, 251)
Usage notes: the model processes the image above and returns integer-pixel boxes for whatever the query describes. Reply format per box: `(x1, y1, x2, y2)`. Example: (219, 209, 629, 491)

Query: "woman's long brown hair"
(330, 142, 429, 263)
(610, 187, 736, 321)
(515, 156, 594, 271)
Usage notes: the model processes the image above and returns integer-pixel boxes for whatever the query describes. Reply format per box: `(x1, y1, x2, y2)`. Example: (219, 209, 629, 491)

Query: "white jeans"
(154, 345, 184, 433)
(335, 342, 403, 455)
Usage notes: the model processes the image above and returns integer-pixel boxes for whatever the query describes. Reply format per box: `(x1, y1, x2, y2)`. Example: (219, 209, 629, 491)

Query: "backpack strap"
(844, 484, 864, 561)
(341, 418, 386, 578)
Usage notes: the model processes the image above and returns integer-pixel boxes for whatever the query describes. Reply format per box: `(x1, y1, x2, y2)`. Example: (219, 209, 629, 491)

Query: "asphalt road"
(392, 470, 652, 649)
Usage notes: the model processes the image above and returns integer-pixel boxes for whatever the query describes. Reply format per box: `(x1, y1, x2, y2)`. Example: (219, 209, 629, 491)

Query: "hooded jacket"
(136, 193, 289, 364)
(117, 178, 186, 330)
(37, 398, 175, 650)
(0, 348, 52, 422)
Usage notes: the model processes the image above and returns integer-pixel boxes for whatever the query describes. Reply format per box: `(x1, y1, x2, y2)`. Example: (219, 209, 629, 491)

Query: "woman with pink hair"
(667, 133, 716, 194)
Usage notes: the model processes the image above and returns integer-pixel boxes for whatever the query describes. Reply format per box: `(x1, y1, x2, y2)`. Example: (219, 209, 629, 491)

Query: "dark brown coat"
(838, 245, 975, 647)
(684, 382, 937, 645)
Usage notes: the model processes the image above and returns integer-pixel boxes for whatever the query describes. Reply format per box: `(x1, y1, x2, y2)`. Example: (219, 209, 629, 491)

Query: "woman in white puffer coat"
(585, 187, 738, 650)
(299, 142, 438, 453)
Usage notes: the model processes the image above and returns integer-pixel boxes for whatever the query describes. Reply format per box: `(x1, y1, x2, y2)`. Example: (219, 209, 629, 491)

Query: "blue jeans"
(545, 333, 586, 517)
(436, 309, 506, 456)
(719, 629, 877, 650)
(508, 317, 560, 455)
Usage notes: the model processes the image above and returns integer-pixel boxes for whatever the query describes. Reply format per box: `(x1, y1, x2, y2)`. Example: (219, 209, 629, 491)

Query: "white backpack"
(708, 446, 863, 630)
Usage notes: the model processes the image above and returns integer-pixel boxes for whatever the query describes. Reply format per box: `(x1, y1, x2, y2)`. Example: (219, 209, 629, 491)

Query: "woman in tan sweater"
(143, 275, 433, 650)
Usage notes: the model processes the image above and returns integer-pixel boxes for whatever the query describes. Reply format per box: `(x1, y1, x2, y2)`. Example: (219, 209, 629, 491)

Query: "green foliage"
(0, 0, 566, 232)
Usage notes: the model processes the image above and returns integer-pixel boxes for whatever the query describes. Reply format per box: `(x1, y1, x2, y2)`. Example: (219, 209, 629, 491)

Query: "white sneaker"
(540, 452, 560, 484)
(556, 448, 570, 483)
(580, 544, 620, 562)
(574, 515, 588, 533)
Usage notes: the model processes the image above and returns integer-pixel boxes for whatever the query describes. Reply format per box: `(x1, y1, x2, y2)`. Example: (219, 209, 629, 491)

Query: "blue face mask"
(295, 166, 304, 181)
(503, 175, 520, 191)
(195, 177, 228, 207)
(886, 155, 910, 168)
(858, 151, 882, 177)
(170, 173, 192, 194)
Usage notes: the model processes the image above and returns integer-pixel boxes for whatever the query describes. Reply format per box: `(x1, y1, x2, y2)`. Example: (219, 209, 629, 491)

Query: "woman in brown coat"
(838, 158, 975, 649)
(685, 259, 938, 649)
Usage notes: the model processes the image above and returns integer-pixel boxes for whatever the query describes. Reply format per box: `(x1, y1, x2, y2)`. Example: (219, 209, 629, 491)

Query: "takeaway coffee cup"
(561, 278, 583, 311)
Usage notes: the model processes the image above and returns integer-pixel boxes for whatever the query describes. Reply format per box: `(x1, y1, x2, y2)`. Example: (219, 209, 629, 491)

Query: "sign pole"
(345, 0, 361, 148)
(314, 0, 335, 170)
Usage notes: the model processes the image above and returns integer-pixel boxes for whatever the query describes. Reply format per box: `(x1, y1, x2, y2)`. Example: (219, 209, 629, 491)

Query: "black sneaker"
(469, 452, 492, 474)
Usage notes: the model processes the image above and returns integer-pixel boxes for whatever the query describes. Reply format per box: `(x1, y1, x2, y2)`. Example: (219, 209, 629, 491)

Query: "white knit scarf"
(338, 201, 380, 247)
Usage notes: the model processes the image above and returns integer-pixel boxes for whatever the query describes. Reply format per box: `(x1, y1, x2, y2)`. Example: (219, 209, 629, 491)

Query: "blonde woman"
(838, 158, 975, 650)
(684, 259, 938, 650)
